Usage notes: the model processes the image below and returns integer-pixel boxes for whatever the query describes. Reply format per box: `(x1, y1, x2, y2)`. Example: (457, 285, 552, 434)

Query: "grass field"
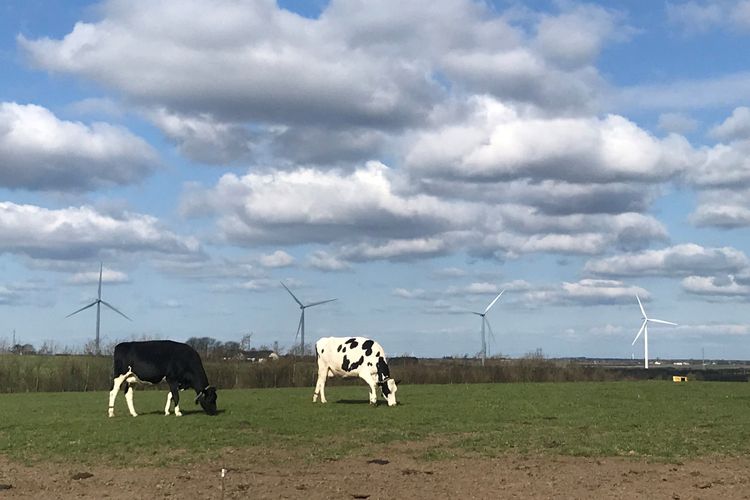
(1, 381, 749, 467)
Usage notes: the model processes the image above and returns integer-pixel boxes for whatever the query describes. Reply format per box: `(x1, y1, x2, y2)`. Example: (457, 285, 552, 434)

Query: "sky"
(2, 0, 750, 360)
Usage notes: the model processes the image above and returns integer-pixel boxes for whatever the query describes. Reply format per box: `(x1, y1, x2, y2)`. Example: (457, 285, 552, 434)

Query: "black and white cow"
(108, 340, 218, 417)
(314, 336, 399, 406)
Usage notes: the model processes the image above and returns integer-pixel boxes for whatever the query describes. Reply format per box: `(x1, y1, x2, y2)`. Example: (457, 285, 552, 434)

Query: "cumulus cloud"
(19, 0, 439, 130)
(307, 251, 352, 272)
(710, 106, 750, 142)
(533, 3, 632, 69)
(0, 102, 157, 191)
(182, 159, 672, 262)
(0, 281, 50, 306)
(405, 97, 692, 184)
(685, 140, 750, 189)
(259, 250, 295, 268)
(0, 202, 200, 260)
(658, 112, 698, 135)
(666, 1, 724, 35)
(181, 161, 479, 246)
(18, 0, 637, 166)
(613, 72, 750, 112)
(681, 274, 750, 297)
(148, 108, 256, 165)
(521, 279, 648, 306)
(667, 0, 750, 35)
(392, 288, 428, 300)
(584, 244, 749, 277)
(69, 268, 130, 285)
(690, 201, 750, 228)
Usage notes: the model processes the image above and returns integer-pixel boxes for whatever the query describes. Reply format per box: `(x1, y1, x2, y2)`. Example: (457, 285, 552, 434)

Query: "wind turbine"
(280, 282, 336, 355)
(66, 263, 131, 355)
(632, 294, 677, 369)
(470, 290, 504, 367)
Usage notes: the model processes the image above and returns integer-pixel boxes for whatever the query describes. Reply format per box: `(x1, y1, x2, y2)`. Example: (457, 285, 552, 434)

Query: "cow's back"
(316, 336, 386, 378)
(113, 340, 203, 384)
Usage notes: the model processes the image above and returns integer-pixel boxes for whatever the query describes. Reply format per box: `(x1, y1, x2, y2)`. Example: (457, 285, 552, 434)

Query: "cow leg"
(164, 392, 172, 415)
(359, 372, 378, 405)
(313, 368, 328, 403)
(170, 383, 182, 416)
(124, 384, 138, 417)
(108, 373, 128, 417)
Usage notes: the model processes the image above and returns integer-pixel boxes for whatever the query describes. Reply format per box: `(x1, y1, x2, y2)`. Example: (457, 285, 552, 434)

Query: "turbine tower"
(470, 290, 504, 366)
(632, 294, 677, 369)
(280, 282, 336, 355)
(66, 263, 131, 355)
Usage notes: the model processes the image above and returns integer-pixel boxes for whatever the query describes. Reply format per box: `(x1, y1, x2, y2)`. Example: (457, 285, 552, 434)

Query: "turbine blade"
(632, 320, 647, 345)
(66, 301, 98, 318)
(470, 311, 483, 316)
(485, 317, 496, 342)
(98, 262, 103, 300)
(649, 318, 678, 326)
(306, 298, 337, 308)
(294, 312, 303, 341)
(280, 281, 303, 307)
(636, 294, 647, 319)
(483, 290, 505, 314)
(100, 300, 132, 321)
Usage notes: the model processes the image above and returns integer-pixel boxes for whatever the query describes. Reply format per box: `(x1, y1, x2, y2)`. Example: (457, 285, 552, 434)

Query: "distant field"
(1, 381, 749, 466)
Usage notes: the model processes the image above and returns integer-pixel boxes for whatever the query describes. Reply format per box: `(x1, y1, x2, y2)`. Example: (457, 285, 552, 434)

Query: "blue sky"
(2, 0, 750, 360)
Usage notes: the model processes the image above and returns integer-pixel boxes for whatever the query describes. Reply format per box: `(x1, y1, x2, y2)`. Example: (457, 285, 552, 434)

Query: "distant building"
(11, 344, 36, 355)
(239, 349, 278, 362)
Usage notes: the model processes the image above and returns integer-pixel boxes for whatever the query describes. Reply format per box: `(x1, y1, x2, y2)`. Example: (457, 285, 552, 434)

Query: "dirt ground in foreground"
(1, 449, 749, 499)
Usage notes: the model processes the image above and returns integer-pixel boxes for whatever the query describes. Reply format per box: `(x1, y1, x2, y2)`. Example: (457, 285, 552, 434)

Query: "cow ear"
(394, 379, 402, 385)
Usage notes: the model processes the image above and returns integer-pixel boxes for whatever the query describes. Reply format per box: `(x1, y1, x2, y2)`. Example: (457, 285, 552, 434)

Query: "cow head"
(195, 386, 218, 415)
(379, 378, 398, 406)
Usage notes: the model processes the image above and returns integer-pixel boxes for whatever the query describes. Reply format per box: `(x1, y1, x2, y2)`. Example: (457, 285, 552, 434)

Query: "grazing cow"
(108, 340, 217, 417)
(313, 336, 399, 406)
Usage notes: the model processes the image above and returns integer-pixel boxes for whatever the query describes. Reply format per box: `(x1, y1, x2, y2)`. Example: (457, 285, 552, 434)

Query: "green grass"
(1, 381, 749, 466)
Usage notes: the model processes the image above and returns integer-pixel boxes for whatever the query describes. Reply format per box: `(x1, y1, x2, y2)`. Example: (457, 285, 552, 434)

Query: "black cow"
(108, 340, 217, 417)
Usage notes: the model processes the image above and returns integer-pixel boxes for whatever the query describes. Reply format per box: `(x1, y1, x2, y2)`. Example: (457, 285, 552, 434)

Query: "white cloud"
(0, 102, 157, 191)
(392, 288, 428, 300)
(307, 251, 352, 272)
(69, 268, 129, 285)
(522, 279, 648, 306)
(690, 201, 750, 228)
(585, 244, 749, 277)
(681, 274, 750, 297)
(19, 0, 439, 130)
(658, 112, 698, 135)
(405, 97, 691, 184)
(666, 1, 724, 35)
(182, 159, 670, 262)
(667, 0, 750, 35)
(147, 108, 256, 165)
(685, 141, 750, 189)
(181, 162, 479, 246)
(710, 107, 750, 142)
(0, 202, 200, 260)
(17, 0, 636, 166)
(613, 72, 750, 111)
(533, 4, 631, 69)
(734, 1, 750, 30)
(259, 250, 295, 268)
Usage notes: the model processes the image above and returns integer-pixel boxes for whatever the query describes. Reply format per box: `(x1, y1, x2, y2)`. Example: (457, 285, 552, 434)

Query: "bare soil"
(1, 448, 749, 499)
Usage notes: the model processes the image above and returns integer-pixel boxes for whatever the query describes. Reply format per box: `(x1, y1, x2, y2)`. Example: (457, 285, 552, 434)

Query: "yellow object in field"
(672, 376, 688, 382)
